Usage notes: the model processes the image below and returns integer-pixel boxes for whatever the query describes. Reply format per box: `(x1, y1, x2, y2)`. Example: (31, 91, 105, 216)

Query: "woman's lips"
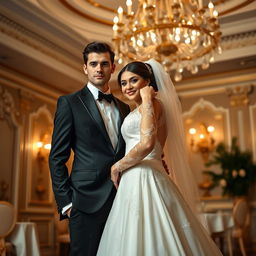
(126, 91, 136, 96)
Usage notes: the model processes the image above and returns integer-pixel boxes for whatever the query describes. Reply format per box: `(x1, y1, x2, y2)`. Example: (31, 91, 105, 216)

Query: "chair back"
(232, 198, 249, 229)
(0, 201, 16, 238)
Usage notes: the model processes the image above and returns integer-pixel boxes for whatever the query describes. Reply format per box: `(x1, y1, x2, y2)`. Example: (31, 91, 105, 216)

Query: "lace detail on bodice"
(121, 108, 163, 161)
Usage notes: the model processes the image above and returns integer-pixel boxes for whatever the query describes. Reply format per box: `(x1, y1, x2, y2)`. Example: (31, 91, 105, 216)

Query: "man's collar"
(87, 82, 111, 100)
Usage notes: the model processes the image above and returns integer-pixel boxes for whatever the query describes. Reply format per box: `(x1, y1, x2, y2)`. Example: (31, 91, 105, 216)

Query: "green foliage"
(203, 137, 256, 196)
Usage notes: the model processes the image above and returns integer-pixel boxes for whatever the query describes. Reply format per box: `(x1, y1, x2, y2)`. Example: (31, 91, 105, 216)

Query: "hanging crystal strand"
(174, 71, 182, 82)
(201, 56, 210, 70)
(198, 0, 203, 9)
(209, 52, 215, 63)
(174, 59, 183, 82)
(177, 61, 184, 73)
(217, 45, 222, 54)
(190, 60, 199, 74)
(112, 0, 221, 81)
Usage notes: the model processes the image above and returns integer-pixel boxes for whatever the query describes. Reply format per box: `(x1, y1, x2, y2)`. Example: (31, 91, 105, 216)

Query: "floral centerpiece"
(204, 137, 256, 197)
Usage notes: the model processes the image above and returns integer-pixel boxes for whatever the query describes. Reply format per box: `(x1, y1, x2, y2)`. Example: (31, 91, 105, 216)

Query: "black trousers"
(68, 188, 116, 256)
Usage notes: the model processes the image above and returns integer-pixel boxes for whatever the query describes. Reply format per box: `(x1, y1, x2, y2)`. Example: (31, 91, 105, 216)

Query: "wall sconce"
(35, 133, 51, 173)
(34, 134, 51, 200)
(189, 123, 215, 162)
(36, 139, 51, 166)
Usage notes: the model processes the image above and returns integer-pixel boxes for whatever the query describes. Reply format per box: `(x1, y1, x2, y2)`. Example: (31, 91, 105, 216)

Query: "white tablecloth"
(203, 212, 234, 234)
(7, 222, 40, 256)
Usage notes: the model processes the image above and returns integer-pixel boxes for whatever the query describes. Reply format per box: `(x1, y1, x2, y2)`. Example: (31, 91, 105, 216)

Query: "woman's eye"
(121, 82, 126, 87)
(131, 78, 138, 83)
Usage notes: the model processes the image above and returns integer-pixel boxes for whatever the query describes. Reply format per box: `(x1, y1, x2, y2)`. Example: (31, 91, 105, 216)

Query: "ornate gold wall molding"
(249, 103, 256, 161)
(183, 98, 231, 147)
(226, 84, 253, 106)
(182, 98, 231, 196)
(27, 105, 53, 208)
(0, 85, 20, 125)
(0, 85, 21, 206)
(18, 89, 34, 116)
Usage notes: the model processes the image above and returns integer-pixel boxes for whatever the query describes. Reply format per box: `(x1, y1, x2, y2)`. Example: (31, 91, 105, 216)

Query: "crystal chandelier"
(112, 0, 222, 81)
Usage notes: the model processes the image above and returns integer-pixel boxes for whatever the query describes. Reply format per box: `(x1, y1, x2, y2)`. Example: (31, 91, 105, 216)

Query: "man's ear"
(111, 63, 116, 74)
(83, 64, 88, 75)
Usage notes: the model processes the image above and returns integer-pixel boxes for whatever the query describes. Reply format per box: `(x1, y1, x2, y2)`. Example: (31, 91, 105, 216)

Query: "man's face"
(83, 52, 115, 90)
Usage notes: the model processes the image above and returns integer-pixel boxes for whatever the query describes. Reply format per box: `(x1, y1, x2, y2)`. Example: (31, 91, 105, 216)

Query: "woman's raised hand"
(140, 85, 156, 102)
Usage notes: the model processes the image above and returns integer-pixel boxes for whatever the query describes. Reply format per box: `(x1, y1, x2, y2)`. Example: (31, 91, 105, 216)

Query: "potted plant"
(203, 137, 256, 197)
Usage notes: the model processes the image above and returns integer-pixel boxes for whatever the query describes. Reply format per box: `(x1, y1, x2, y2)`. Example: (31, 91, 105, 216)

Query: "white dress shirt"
(87, 82, 120, 148)
(62, 83, 120, 215)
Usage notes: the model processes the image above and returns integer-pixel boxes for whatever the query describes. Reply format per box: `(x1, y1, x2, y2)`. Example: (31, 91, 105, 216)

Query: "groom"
(49, 41, 130, 256)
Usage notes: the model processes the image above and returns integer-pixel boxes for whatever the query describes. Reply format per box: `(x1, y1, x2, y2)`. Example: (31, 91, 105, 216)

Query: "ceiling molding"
(0, 0, 255, 94)
(176, 68, 256, 92)
(178, 82, 255, 98)
(58, 0, 112, 26)
(219, 30, 256, 59)
(0, 64, 61, 103)
(0, 13, 81, 70)
(221, 30, 256, 45)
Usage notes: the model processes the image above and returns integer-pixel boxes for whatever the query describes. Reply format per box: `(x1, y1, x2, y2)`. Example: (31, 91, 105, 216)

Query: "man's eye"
(90, 62, 97, 67)
(102, 62, 110, 67)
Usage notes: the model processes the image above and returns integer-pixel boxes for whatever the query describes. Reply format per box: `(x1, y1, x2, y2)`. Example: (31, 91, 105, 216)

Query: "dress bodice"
(121, 108, 163, 161)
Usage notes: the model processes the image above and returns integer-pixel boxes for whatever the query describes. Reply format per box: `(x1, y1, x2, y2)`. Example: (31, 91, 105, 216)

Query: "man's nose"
(96, 64, 103, 72)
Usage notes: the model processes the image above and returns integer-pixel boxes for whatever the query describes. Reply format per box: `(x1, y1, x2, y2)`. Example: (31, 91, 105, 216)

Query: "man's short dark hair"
(83, 41, 115, 65)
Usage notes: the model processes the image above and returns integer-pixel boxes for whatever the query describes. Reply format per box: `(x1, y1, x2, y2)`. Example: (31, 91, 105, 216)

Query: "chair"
(54, 213, 70, 256)
(232, 198, 250, 256)
(0, 201, 16, 256)
(209, 211, 233, 256)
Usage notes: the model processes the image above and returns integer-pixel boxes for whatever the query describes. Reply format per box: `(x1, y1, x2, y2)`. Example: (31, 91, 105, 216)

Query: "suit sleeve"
(49, 96, 73, 213)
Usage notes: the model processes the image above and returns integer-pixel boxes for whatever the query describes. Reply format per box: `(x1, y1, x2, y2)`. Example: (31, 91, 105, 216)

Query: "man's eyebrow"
(89, 61, 110, 64)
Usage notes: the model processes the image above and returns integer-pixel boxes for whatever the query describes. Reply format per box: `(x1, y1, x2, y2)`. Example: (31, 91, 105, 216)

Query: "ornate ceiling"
(0, 0, 255, 95)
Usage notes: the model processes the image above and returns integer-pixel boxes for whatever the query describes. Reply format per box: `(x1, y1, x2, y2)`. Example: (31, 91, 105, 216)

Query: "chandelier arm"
(113, 0, 222, 80)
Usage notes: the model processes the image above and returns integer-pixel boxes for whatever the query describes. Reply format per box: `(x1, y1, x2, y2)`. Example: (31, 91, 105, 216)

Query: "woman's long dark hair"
(117, 61, 158, 91)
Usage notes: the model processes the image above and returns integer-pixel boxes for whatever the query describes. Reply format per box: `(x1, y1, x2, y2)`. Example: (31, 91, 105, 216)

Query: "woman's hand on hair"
(140, 85, 156, 102)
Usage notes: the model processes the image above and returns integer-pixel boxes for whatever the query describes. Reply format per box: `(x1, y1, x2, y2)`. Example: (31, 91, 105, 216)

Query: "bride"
(97, 59, 222, 256)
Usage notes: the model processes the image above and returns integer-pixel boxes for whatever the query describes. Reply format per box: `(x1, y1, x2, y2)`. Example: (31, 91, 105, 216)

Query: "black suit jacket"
(49, 86, 130, 218)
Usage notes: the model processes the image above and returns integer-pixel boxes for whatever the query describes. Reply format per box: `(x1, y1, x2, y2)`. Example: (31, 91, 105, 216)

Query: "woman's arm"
(111, 86, 161, 187)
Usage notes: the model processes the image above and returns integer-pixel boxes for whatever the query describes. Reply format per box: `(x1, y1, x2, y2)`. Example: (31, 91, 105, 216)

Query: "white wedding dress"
(97, 108, 222, 256)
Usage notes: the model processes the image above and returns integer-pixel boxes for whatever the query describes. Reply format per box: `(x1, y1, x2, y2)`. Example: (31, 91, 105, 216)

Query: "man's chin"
(92, 81, 105, 87)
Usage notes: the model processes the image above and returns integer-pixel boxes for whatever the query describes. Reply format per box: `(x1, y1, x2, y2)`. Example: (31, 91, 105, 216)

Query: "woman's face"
(120, 71, 149, 103)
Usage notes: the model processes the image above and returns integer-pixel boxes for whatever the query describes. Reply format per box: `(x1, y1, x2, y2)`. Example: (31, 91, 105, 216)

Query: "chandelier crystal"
(112, 0, 222, 81)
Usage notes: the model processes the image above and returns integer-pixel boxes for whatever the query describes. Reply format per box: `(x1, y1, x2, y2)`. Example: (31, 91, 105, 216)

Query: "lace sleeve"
(114, 99, 159, 173)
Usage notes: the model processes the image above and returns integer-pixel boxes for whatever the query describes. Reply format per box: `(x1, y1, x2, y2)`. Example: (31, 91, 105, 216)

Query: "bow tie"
(98, 91, 114, 103)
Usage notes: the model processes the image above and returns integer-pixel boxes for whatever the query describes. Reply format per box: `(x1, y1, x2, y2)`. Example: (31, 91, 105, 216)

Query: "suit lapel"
(78, 86, 114, 151)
